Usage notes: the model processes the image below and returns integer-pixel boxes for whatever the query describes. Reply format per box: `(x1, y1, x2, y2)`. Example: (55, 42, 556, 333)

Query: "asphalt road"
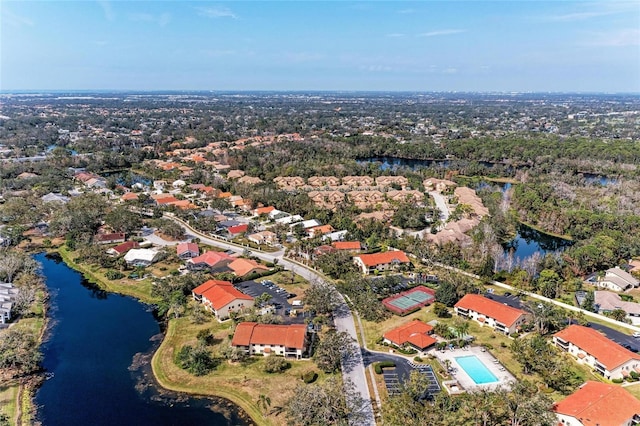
(588, 322, 640, 352)
(167, 215, 377, 425)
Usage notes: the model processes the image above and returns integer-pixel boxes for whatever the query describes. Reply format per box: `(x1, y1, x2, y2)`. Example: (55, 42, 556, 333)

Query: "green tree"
(313, 330, 354, 373)
(285, 377, 368, 426)
(304, 281, 340, 316)
(581, 290, 596, 312)
(104, 206, 142, 235)
(435, 280, 459, 307)
(536, 269, 563, 299)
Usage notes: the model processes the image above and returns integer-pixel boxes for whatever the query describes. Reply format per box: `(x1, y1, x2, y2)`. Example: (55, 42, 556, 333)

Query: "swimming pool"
(454, 355, 499, 384)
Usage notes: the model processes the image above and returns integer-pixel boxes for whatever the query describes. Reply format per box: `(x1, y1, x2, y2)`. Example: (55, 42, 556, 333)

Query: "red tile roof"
(554, 324, 640, 371)
(176, 242, 199, 256)
(553, 381, 640, 426)
(196, 280, 253, 311)
(383, 320, 436, 350)
(454, 294, 528, 327)
(332, 241, 361, 251)
(254, 206, 275, 215)
(356, 251, 410, 267)
(228, 258, 268, 277)
(232, 322, 307, 350)
(121, 192, 139, 201)
(155, 196, 179, 205)
(189, 251, 234, 268)
(110, 240, 139, 255)
(95, 232, 126, 242)
(192, 279, 232, 295)
(228, 224, 248, 235)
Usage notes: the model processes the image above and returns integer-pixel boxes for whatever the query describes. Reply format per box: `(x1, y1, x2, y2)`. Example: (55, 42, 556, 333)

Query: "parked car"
(633, 331, 640, 338)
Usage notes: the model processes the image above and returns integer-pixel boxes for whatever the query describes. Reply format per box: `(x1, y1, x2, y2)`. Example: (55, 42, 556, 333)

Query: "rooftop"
(454, 294, 527, 327)
(554, 324, 640, 371)
(231, 322, 307, 349)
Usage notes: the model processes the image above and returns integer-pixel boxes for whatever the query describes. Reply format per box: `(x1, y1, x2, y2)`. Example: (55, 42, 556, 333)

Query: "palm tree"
(257, 394, 271, 414)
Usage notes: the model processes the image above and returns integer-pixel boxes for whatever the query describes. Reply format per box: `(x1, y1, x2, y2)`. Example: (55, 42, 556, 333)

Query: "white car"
(633, 332, 640, 338)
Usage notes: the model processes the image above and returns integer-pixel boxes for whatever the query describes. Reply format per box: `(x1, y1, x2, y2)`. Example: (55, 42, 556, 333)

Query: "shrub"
(510, 332, 520, 339)
(105, 270, 124, 280)
(631, 371, 639, 379)
(374, 361, 396, 374)
(263, 356, 291, 374)
(482, 343, 494, 350)
(174, 344, 218, 376)
(500, 342, 507, 348)
(301, 370, 318, 384)
(413, 356, 423, 362)
(612, 378, 624, 384)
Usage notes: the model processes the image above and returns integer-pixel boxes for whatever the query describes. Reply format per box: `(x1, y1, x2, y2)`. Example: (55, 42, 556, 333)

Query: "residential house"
(375, 175, 408, 188)
(342, 175, 373, 188)
(188, 251, 235, 272)
(227, 224, 249, 238)
(227, 170, 245, 179)
(307, 176, 340, 187)
(172, 179, 186, 188)
(454, 294, 529, 335)
(253, 206, 276, 217)
(191, 280, 254, 320)
(41, 192, 70, 204)
(107, 241, 139, 256)
(594, 291, 640, 319)
(273, 176, 305, 190)
(307, 224, 335, 238)
(383, 320, 436, 352)
(322, 230, 349, 242)
(121, 192, 139, 202)
(275, 214, 303, 225)
(0, 283, 19, 324)
(308, 191, 345, 209)
(331, 241, 362, 253)
(176, 242, 200, 259)
(553, 381, 640, 426)
(290, 219, 321, 230)
(386, 190, 425, 203)
(423, 178, 456, 193)
(123, 248, 161, 267)
(454, 187, 490, 218)
(228, 258, 269, 277)
(353, 250, 411, 274)
(95, 233, 126, 245)
(231, 322, 309, 359)
(553, 324, 640, 380)
(247, 231, 278, 246)
(237, 176, 263, 185)
(586, 267, 640, 292)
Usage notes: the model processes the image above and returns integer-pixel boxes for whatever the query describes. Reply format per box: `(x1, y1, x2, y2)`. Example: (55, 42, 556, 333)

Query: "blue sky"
(2, 1, 639, 92)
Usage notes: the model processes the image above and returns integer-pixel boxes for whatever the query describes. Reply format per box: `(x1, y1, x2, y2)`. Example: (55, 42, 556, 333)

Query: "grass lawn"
(624, 382, 640, 399)
(57, 246, 160, 305)
(152, 313, 328, 426)
(0, 383, 18, 423)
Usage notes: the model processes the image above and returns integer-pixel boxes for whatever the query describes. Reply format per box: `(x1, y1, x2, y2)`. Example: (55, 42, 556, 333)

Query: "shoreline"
(519, 221, 573, 242)
(51, 247, 265, 426)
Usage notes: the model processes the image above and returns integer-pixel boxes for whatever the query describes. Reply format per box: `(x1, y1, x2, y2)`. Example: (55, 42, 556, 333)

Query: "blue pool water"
(455, 355, 499, 384)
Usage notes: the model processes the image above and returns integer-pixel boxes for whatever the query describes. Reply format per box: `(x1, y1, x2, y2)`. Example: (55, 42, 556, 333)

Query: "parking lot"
(236, 279, 309, 324)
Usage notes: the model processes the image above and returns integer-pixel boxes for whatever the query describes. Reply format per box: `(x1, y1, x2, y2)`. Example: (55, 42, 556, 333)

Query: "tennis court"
(383, 286, 436, 315)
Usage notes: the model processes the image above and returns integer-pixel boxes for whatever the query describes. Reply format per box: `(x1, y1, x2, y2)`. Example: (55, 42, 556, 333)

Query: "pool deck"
(431, 346, 515, 392)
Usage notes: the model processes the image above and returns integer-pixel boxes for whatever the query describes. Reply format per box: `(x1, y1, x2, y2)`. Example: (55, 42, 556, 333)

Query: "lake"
(34, 253, 250, 426)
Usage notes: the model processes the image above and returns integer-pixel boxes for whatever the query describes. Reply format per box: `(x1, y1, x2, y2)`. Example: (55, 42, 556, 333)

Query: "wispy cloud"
(1, 8, 35, 27)
(418, 29, 466, 37)
(586, 28, 640, 47)
(386, 33, 405, 38)
(196, 6, 237, 19)
(397, 8, 415, 15)
(129, 12, 171, 27)
(97, 0, 115, 22)
(546, 11, 611, 22)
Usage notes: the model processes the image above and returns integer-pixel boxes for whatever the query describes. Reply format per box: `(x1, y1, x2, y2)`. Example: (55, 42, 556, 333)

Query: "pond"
(34, 253, 250, 426)
(504, 224, 573, 261)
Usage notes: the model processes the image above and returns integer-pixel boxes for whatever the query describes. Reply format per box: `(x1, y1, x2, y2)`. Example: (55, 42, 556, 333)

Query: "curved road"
(165, 215, 377, 425)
